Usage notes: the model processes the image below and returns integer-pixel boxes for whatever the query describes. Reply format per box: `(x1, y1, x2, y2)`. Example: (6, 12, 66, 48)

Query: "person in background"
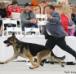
(71, 13, 76, 25)
(0, 2, 7, 36)
(0, 2, 7, 18)
(45, 5, 76, 59)
(20, 3, 37, 32)
(0, 17, 2, 36)
(38, 0, 48, 14)
(61, 14, 75, 36)
(60, 5, 75, 36)
(68, 19, 75, 36)
(71, 13, 76, 36)
(6, 1, 22, 17)
(31, 0, 39, 6)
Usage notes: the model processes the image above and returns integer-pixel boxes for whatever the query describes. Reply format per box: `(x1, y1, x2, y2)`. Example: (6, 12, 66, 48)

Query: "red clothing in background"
(61, 13, 69, 32)
(7, 5, 22, 17)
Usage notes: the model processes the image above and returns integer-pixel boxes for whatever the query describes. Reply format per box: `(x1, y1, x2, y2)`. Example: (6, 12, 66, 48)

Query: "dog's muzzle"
(4, 40, 11, 46)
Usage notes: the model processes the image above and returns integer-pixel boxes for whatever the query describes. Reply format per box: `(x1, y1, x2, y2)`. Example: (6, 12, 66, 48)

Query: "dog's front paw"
(40, 62, 44, 66)
(29, 67, 34, 69)
(29, 66, 39, 69)
(0, 61, 8, 64)
(0, 62, 5, 64)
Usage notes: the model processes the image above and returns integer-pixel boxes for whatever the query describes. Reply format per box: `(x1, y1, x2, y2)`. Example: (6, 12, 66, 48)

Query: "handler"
(45, 5, 76, 59)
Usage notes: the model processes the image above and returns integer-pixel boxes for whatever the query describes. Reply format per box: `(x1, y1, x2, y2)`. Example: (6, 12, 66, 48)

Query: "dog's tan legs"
(28, 56, 39, 69)
(25, 50, 38, 69)
(33, 50, 50, 68)
(29, 54, 45, 69)
(35, 53, 45, 68)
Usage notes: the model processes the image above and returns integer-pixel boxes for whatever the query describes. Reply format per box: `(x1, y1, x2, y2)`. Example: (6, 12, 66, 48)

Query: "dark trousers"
(74, 31, 76, 36)
(45, 36, 76, 58)
(0, 20, 2, 28)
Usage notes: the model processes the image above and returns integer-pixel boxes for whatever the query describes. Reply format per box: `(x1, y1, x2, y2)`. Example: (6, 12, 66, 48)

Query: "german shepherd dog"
(2, 33, 65, 69)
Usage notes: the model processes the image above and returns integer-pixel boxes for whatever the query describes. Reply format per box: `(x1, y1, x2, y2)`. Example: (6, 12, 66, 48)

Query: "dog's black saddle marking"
(17, 40, 48, 56)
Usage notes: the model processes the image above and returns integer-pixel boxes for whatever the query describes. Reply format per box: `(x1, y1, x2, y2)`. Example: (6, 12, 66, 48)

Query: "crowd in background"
(0, 0, 76, 36)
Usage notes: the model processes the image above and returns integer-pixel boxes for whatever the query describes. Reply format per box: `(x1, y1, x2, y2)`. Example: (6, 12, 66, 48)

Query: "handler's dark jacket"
(46, 11, 67, 38)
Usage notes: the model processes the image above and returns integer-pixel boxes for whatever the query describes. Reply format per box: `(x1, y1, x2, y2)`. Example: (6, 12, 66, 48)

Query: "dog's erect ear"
(12, 32, 15, 37)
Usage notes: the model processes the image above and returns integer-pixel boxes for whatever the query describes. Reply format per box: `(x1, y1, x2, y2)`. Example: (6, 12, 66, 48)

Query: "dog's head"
(4, 33, 17, 47)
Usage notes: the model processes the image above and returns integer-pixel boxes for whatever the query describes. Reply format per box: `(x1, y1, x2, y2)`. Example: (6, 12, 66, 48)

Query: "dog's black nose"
(4, 40, 7, 43)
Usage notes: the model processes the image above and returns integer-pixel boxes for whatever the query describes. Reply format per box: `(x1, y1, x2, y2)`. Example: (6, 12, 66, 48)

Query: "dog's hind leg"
(40, 59, 46, 66)
(57, 59, 65, 67)
(50, 54, 65, 67)
(33, 50, 50, 68)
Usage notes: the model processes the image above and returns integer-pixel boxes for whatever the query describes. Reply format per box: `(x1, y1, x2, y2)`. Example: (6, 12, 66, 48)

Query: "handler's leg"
(45, 36, 56, 50)
(57, 37, 76, 58)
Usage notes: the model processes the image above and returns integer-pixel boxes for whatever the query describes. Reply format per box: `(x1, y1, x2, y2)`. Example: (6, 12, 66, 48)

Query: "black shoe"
(66, 62, 75, 65)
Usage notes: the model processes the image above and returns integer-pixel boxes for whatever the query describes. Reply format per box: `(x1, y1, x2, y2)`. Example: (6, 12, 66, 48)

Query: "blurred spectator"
(72, 13, 76, 36)
(74, 30, 76, 36)
(39, 0, 48, 14)
(71, 13, 76, 25)
(0, 17, 2, 36)
(32, 6, 41, 14)
(60, 5, 75, 36)
(0, 2, 7, 36)
(20, 3, 37, 32)
(68, 19, 75, 36)
(0, 2, 7, 18)
(6, 1, 22, 17)
(31, 0, 39, 6)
